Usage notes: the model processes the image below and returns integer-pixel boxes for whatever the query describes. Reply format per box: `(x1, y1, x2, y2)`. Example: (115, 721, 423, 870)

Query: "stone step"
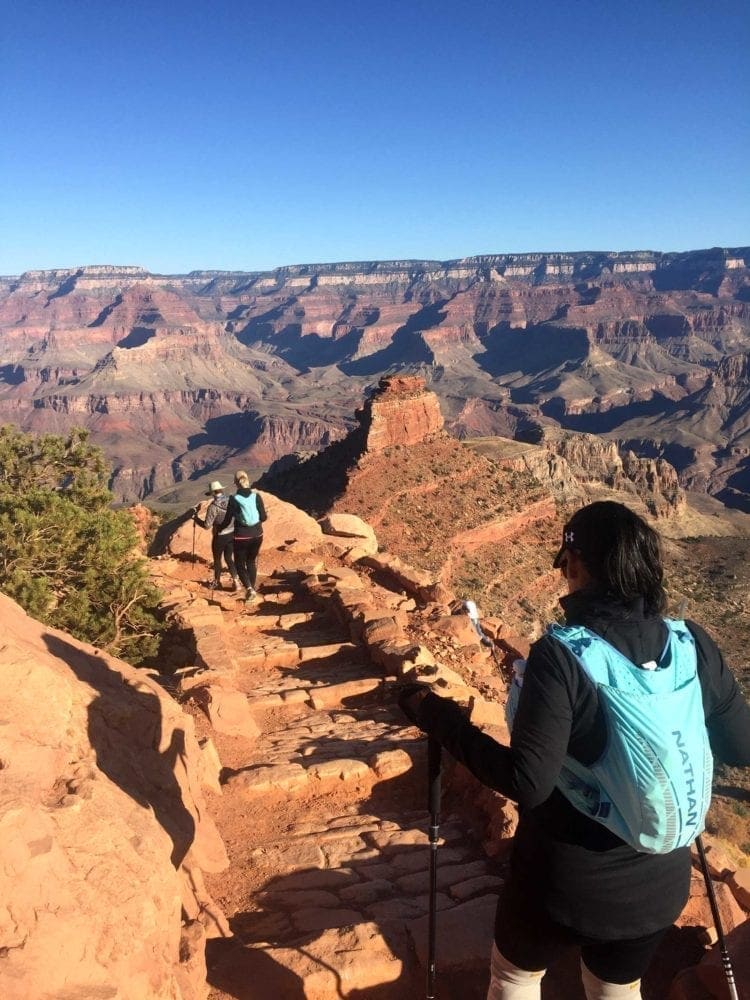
(308, 676, 384, 709)
(298, 641, 362, 662)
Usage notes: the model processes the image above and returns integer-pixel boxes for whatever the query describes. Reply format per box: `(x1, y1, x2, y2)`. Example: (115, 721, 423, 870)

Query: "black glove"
(397, 682, 432, 726)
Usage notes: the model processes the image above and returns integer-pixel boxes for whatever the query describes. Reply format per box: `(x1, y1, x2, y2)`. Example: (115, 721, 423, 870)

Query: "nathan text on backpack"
(506, 619, 713, 854)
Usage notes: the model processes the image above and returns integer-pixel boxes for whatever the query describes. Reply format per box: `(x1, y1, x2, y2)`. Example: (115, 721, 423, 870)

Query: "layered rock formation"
(360, 375, 444, 451)
(1, 247, 749, 506)
(262, 382, 687, 634)
(2, 433, 746, 998)
(150, 480, 748, 999)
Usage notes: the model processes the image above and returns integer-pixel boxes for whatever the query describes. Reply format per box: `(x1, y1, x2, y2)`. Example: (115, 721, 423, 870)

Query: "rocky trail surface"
(159, 557, 504, 999)
(2, 480, 747, 999)
(148, 508, 750, 1000)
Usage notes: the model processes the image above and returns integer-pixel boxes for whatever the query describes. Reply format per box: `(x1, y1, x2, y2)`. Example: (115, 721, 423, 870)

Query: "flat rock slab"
(298, 641, 361, 663)
(449, 874, 505, 902)
(259, 922, 404, 999)
(408, 893, 496, 973)
(251, 840, 325, 871)
(198, 687, 260, 740)
(227, 763, 308, 794)
(396, 859, 491, 894)
(308, 678, 383, 709)
(308, 759, 371, 782)
(370, 748, 414, 780)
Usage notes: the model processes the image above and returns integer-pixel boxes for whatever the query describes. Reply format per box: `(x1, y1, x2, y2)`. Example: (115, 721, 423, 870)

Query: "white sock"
(581, 960, 642, 999)
(486, 944, 544, 1000)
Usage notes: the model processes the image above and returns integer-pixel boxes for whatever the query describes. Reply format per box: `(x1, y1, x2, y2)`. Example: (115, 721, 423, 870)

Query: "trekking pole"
(427, 737, 441, 1000)
(695, 836, 740, 1000)
(191, 514, 197, 564)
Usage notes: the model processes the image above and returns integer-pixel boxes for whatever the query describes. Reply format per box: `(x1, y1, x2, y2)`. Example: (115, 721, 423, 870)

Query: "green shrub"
(0, 425, 163, 663)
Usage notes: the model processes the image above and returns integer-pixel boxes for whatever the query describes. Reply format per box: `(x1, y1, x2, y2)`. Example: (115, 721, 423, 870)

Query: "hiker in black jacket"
(193, 480, 239, 591)
(226, 470, 267, 605)
(399, 501, 750, 1000)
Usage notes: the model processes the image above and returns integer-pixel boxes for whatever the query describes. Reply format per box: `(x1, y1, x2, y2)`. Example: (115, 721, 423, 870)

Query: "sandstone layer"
(1, 248, 749, 508)
(2, 446, 747, 997)
(261, 379, 690, 636)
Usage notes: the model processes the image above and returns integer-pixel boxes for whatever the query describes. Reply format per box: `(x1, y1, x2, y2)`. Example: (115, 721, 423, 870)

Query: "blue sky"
(1, 0, 748, 273)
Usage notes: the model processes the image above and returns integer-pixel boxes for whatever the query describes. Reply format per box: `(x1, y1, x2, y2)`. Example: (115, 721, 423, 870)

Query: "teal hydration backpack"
(233, 491, 260, 527)
(508, 619, 713, 854)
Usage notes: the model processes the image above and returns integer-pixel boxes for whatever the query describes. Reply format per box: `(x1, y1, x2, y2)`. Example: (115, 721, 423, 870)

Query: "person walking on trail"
(399, 501, 750, 1000)
(226, 470, 267, 605)
(193, 480, 239, 591)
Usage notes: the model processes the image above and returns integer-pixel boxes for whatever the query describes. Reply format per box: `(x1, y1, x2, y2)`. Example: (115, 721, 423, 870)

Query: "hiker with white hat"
(193, 480, 239, 591)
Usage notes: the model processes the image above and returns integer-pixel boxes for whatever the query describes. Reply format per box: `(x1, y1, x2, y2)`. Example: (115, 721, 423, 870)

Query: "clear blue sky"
(1, 0, 748, 274)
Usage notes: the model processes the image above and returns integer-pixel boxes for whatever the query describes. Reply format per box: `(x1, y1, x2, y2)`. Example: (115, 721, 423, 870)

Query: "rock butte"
(1, 246, 749, 510)
(2, 384, 748, 999)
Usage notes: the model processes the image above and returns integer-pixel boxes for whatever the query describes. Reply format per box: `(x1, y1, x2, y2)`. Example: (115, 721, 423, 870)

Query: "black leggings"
(211, 533, 237, 581)
(233, 535, 263, 589)
(494, 881, 668, 983)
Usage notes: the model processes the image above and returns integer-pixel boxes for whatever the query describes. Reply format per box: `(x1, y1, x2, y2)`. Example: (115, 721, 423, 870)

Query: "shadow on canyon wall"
(474, 323, 590, 380)
(43, 632, 195, 868)
(340, 302, 446, 377)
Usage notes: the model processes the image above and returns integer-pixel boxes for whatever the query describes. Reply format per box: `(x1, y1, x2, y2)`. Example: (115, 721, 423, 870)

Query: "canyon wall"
(1, 248, 748, 506)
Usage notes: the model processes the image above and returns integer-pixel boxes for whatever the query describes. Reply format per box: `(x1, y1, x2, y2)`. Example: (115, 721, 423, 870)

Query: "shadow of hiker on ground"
(43, 633, 196, 868)
(214, 739, 497, 998)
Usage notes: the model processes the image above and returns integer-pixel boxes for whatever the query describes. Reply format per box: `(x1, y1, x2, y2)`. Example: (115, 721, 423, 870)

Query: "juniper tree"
(0, 425, 163, 662)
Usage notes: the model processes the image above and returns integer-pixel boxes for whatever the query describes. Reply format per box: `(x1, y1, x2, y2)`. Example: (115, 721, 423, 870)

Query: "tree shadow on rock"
(149, 506, 199, 557)
(43, 633, 196, 867)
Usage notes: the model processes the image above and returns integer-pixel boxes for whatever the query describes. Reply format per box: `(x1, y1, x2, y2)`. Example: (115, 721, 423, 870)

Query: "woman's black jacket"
(410, 591, 750, 939)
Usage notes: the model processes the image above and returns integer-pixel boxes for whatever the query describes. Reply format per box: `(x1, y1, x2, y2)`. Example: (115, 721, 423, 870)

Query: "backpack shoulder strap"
(549, 619, 698, 693)
(547, 623, 612, 686)
(660, 618, 698, 685)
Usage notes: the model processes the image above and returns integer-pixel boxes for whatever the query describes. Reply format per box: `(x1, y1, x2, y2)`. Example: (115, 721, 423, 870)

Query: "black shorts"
(494, 877, 668, 983)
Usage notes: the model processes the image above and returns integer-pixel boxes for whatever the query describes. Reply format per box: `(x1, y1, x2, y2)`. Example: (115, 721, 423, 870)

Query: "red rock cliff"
(358, 376, 444, 452)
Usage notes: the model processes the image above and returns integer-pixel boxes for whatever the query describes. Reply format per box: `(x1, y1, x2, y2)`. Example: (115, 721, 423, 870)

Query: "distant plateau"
(1, 246, 748, 510)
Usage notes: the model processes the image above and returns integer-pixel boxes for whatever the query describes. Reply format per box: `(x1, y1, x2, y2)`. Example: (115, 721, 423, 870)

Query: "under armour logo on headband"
(564, 531, 575, 543)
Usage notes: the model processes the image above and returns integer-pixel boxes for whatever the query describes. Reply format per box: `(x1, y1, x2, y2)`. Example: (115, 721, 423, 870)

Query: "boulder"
(163, 490, 323, 564)
(193, 686, 261, 740)
(669, 919, 750, 999)
(0, 592, 228, 1000)
(676, 869, 746, 935)
(433, 613, 484, 648)
(321, 512, 377, 545)
(320, 514, 378, 556)
(728, 868, 750, 910)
